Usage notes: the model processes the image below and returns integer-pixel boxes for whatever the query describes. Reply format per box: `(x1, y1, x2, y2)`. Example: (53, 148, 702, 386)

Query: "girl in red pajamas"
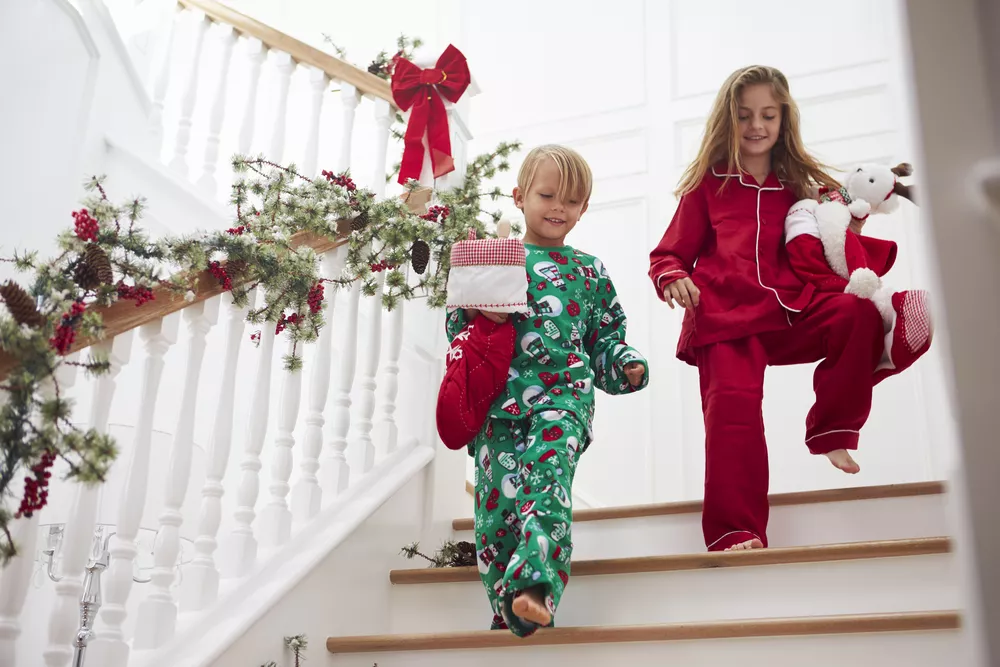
(648, 65, 932, 552)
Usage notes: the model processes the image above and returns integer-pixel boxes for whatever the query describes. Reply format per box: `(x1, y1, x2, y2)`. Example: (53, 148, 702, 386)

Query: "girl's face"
(737, 83, 783, 160)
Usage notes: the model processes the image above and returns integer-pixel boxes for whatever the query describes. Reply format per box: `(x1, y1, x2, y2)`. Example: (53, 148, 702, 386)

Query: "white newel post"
(267, 51, 295, 164)
(238, 39, 267, 156)
(150, 4, 180, 145)
(43, 334, 135, 667)
(169, 10, 209, 176)
(292, 248, 347, 524)
(197, 24, 238, 195)
(222, 315, 276, 578)
(302, 67, 329, 177)
(89, 313, 180, 667)
(133, 298, 220, 649)
(182, 292, 251, 610)
(317, 84, 360, 499)
(259, 338, 302, 548)
(356, 97, 393, 473)
(0, 361, 78, 666)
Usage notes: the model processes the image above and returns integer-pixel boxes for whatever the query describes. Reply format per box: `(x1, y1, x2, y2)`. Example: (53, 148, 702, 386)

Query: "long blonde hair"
(675, 65, 840, 199)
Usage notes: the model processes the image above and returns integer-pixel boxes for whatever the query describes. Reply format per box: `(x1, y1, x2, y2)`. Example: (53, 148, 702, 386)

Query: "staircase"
(321, 481, 964, 665)
(0, 2, 970, 667)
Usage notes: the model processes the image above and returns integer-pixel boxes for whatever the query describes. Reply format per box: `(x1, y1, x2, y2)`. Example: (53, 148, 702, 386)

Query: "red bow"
(391, 44, 471, 185)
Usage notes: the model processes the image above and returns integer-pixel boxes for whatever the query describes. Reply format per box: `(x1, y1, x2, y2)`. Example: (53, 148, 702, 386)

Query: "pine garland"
(0, 142, 520, 563)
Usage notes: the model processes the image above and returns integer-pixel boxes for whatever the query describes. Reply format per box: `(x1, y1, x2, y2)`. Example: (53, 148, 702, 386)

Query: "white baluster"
(334, 83, 359, 172)
(356, 98, 393, 472)
(133, 298, 219, 649)
(196, 24, 238, 196)
(169, 11, 209, 176)
(302, 68, 329, 177)
(43, 335, 135, 667)
(0, 356, 74, 667)
(375, 265, 408, 459)
(238, 39, 267, 155)
(222, 315, 276, 578)
(316, 86, 360, 499)
(181, 292, 251, 611)
(0, 512, 38, 667)
(88, 314, 180, 667)
(267, 51, 296, 164)
(292, 249, 346, 524)
(149, 5, 180, 146)
(322, 281, 360, 497)
(259, 339, 302, 548)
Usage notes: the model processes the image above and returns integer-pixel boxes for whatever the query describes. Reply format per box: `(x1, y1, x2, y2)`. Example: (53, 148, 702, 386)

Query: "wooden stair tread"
(389, 536, 950, 584)
(453, 481, 946, 531)
(326, 611, 961, 653)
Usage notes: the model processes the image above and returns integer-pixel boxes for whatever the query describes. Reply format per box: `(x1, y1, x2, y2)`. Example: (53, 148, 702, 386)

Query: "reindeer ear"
(893, 181, 916, 204)
(891, 162, 914, 177)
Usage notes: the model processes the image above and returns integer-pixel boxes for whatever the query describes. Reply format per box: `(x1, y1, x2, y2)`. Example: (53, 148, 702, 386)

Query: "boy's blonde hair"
(676, 65, 840, 199)
(517, 144, 593, 205)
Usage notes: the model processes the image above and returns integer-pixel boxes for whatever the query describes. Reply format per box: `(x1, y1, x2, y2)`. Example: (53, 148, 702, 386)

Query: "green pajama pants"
(471, 409, 585, 637)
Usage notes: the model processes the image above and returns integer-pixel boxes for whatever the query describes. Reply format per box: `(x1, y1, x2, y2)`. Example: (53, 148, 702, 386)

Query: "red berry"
(72, 209, 100, 242)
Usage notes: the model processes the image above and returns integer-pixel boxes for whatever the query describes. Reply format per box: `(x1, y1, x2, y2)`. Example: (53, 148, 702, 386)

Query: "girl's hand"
(662, 277, 701, 310)
(624, 362, 645, 387)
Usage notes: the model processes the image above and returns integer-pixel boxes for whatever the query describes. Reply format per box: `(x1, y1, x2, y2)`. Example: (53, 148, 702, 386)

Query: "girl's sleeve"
(648, 181, 710, 301)
(445, 308, 468, 343)
(587, 271, 649, 395)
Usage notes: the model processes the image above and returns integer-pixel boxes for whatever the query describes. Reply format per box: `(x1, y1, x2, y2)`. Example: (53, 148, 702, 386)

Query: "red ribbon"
(391, 44, 471, 185)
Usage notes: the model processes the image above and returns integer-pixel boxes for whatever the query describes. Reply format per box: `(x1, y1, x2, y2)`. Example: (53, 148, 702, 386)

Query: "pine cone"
(411, 239, 430, 275)
(452, 541, 476, 567)
(367, 62, 383, 76)
(1, 281, 44, 328)
(351, 210, 369, 232)
(73, 260, 101, 290)
(74, 244, 114, 289)
(85, 244, 114, 284)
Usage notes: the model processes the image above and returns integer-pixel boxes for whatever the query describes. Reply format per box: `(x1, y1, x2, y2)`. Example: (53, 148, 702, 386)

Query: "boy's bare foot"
(724, 538, 764, 552)
(511, 587, 551, 626)
(825, 449, 860, 474)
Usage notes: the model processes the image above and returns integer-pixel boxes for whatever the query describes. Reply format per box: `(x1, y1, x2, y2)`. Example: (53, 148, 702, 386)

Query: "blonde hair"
(675, 65, 840, 199)
(517, 144, 593, 205)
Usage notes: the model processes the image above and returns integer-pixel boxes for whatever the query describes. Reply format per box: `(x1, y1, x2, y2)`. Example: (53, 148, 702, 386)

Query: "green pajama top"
(446, 243, 649, 438)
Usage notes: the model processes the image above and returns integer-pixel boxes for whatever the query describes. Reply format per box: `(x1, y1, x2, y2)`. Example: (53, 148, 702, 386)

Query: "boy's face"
(513, 158, 589, 247)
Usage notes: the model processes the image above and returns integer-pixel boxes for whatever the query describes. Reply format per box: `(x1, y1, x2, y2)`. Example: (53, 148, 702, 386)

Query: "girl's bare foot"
(511, 587, 551, 626)
(825, 449, 860, 474)
(724, 538, 764, 552)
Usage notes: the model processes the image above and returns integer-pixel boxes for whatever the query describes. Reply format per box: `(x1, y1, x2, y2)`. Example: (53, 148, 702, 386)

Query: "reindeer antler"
(891, 162, 914, 177)
(893, 181, 917, 205)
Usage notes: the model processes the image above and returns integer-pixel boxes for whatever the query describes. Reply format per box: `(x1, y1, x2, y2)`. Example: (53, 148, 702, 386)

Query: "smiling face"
(737, 83, 783, 160)
(514, 155, 590, 247)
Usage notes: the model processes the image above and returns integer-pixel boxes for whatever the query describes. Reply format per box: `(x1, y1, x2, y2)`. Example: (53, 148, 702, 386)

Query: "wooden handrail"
(177, 0, 395, 106)
(0, 231, 347, 381)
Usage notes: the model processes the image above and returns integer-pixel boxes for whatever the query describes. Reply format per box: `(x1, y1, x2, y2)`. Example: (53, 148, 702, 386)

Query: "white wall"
(460, 0, 958, 507)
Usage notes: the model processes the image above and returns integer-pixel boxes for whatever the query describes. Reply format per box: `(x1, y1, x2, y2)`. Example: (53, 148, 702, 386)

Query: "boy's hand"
(466, 308, 508, 324)
(624, 362, 645, 387)
(662, 277, 700, 310)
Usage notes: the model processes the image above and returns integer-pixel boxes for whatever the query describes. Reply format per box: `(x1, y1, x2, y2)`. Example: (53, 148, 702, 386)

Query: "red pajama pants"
(696, 293, 890, 552)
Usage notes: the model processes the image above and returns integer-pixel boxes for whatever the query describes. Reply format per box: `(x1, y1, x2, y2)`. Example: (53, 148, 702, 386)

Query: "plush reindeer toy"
(783, 162, 917, 328)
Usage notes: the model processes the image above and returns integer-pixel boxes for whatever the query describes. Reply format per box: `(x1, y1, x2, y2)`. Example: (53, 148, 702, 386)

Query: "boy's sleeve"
(587, 270, 649, 395)
(445, 308, 469, 343)
(648, 181, 710, 300)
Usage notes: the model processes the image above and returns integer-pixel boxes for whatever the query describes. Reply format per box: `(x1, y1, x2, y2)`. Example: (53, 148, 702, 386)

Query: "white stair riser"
(455, 494, 950, 559)
(388, 553, 958, 633)
(329, 630, 965, 667)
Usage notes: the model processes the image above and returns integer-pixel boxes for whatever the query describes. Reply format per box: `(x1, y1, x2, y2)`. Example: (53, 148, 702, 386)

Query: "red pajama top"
(649, 165, 812, 365)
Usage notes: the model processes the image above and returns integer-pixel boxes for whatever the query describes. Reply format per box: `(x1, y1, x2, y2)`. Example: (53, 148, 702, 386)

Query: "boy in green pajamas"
(445, 145, 648, 637)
